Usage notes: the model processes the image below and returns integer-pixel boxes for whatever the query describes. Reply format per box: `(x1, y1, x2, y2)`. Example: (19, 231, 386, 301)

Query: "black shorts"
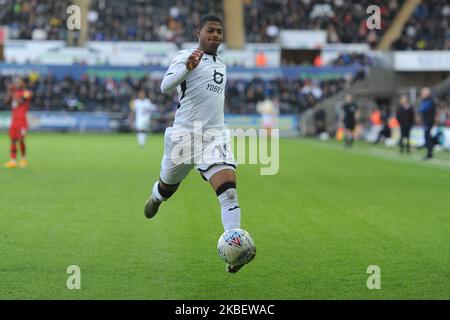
(400, 126, 411, 137)
(344, 121, 355, 130)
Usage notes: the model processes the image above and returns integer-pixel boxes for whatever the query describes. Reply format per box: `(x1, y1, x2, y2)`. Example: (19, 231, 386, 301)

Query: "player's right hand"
(186, 49, 204, 71)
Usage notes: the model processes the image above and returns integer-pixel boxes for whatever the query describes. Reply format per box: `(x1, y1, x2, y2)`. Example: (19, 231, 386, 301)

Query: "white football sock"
(137, 133, 147, 147)
(152, 181, 166, 202)
(218, 188, 241, 231)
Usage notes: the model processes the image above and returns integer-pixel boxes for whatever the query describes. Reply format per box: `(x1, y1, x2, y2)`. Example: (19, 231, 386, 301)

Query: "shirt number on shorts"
(215, 144, 228, 158)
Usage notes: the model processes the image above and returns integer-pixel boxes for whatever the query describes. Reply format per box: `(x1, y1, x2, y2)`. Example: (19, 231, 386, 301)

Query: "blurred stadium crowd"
(0, 72, 448, 128)
(226, 77, 348, 114)
(1, 0, 448, 49)
(0, 0, 222, 43)
(0, 0, 448, 130)
(244, 0, 401, 46)
(393, 0, 450, 50)
(0, 74, 351, 115)
(0, 74, 174, 113)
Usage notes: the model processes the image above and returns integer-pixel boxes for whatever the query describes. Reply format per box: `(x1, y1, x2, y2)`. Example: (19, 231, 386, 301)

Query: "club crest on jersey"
(213, 69, 224, 84)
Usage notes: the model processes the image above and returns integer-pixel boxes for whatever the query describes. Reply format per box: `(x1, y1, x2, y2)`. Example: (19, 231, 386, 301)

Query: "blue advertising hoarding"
(0, 63, 363, 81)
(1, 112, 299, 136)
(0, 112, 118, 132)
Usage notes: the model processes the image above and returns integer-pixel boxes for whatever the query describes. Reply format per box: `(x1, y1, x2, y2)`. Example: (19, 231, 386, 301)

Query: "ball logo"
(213, 70, 224, 84)
(226, 233, 242, 247)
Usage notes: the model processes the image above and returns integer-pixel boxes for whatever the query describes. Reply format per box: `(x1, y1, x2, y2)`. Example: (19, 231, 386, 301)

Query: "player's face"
(400, 96, 408, 105)
(198, 21, 223, 55)
(14, 78, 24, 88)
(345, 95, 352, 103)
(421, 88, 430, 99)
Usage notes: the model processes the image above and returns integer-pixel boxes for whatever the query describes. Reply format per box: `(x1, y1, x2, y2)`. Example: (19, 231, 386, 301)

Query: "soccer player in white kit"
(144, 15, 255, 273)
(133, 90, 157, 148)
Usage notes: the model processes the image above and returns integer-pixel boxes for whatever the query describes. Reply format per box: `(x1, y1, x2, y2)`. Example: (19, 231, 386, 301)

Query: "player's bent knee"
(202, 164, 236, 182)
(215, 181, 236, 197)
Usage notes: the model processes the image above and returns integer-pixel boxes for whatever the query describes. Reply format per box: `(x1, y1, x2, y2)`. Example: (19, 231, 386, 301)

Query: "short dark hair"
(199, 14, 223, 29)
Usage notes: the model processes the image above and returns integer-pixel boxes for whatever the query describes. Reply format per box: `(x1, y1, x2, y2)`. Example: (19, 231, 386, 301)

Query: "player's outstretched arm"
(160, 49, 203, 94)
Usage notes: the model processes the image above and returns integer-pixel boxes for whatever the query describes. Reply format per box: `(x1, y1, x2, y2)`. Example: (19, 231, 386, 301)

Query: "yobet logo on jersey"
(206, 69, 225, 95)
(168, 121, 279, 175)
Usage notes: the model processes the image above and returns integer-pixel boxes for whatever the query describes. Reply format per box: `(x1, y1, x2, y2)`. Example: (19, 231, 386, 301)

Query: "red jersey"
(10, 88, 32, 127)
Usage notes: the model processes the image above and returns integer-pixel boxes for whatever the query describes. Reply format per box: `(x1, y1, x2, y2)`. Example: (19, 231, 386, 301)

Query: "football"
(217, 228, 256, 266)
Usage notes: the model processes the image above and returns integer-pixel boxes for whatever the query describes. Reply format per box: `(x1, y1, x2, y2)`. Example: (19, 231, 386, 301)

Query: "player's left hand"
(186, 49, 204, 71)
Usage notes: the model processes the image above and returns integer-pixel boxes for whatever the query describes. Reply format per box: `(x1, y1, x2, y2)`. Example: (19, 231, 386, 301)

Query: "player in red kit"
(4, 77, 32, 168)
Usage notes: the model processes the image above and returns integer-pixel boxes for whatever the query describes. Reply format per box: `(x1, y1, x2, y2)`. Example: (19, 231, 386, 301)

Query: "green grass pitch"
(0, 133, 449, 299)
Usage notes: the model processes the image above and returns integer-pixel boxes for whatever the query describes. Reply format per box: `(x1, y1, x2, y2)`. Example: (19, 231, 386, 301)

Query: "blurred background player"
(4, 77, 32, 168)
(418, 87, 436, 160)
(341, 94, 358, 148)
(131, 90, 157, 148)
(256, 97, 279, 136)
(396, 95, 415, 154)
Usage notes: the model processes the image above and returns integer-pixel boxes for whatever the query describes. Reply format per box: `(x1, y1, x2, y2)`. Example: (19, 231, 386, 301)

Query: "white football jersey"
(134, 98, 156, 130)
(161, 49, 227, 131)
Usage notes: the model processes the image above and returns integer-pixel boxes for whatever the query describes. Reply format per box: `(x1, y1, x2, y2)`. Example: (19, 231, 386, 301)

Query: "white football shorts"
(159, 126, 236, 185)
(135, 117, 150, 131)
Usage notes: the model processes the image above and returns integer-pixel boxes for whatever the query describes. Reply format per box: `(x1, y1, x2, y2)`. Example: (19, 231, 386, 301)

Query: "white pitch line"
(308, 140, 450, 171)
(370, 149, 450, 167)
